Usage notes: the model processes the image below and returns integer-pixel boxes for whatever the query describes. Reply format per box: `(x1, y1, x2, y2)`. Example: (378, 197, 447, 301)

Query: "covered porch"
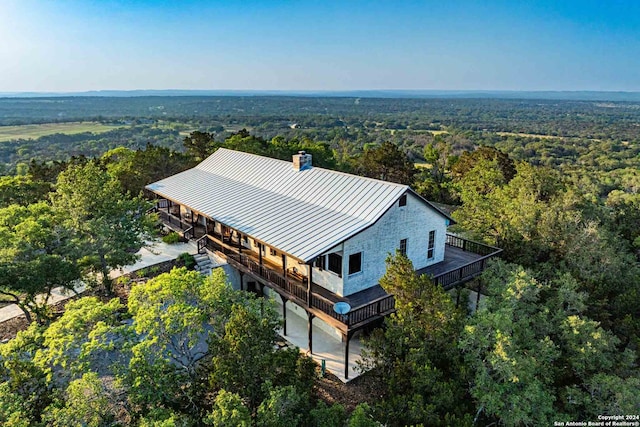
(148, 195, 501, 380)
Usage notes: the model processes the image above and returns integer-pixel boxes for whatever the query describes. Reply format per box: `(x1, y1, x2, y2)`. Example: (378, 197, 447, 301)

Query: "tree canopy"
(51, 161, 154, 294)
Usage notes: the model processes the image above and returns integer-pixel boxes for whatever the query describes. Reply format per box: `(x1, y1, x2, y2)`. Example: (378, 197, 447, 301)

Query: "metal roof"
(146, 148, 450, 262)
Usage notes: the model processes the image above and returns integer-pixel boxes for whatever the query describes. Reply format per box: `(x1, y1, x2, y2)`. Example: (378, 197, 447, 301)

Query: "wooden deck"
(419, 235, 502, 290)
(417, 246, 482, 277)
(152, 202, 501, 330)
(150, 195, 502, 380)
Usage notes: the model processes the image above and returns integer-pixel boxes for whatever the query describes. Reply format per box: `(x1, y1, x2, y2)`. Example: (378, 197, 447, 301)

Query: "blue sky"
(1, 0, 639, 92)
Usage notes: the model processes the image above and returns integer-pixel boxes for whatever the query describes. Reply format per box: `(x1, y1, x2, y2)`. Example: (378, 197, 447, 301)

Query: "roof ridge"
(203, 148, 409, 190)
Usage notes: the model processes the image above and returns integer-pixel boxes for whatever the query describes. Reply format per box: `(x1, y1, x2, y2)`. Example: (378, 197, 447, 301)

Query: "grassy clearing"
(496, 131, 562, 140)
(0, 122, 123, 142)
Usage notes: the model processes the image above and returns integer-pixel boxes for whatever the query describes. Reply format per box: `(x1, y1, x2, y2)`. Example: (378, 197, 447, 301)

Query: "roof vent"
(292, 151, 312, 171)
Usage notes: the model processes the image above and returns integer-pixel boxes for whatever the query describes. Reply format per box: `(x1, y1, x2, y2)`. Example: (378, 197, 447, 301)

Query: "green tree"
(359, 254, 469, 426)
(0, 323, 52, 425)
(460, 262, 639, 426)
(0, 202, 80, 323)
(126, 267, 237, 415)
(452, 160, 640, 343)
(358, 141, 416, 184)
(256, 385, 307, 427)
(413, 140, 457, 202)
(183, 131, 217, 161)
(43, 372, 114, 427)
(138, 408, 193, 427)
(309, 401, 347, 427)
(0, 383, 30, 427)
(0, 175, 51, 208)
(451, 146, 516, 182)
(210, 299, 281, 412)
(102, 145, 194, 195)
(210, 297, 315, 414)
(35, 297, 125, 384)
(51, 161, 154, 295)
(347, 403, 380, 427)
(205, 389, 251, 427)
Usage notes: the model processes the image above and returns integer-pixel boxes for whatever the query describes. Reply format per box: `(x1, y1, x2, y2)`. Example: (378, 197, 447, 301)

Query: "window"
(242, 235, 248, 244)
(348, 252, 362, 275)
(253, 239, 259, 247)
(399, 194, 407, 207)
(427, 230, 436, 259)
(399, 239, 407, 257)
(314, 255, 326, 270)
(328, 253, 342, 277)
(269, 248, 277, 256)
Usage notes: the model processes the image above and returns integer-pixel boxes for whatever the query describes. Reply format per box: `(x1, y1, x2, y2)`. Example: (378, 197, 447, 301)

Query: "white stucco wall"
(311, 245, 344, 296)
(340, 193, 447, 296)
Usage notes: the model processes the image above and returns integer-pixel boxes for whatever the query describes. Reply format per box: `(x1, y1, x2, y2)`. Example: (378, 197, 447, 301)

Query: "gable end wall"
(341, 192, 447, 296)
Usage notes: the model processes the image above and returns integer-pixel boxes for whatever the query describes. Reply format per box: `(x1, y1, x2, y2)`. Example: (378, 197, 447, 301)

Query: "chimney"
(292, 151, 312, 171)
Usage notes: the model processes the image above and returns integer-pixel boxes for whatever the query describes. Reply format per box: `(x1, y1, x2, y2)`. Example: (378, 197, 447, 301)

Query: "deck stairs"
(193, 253, 214, 275)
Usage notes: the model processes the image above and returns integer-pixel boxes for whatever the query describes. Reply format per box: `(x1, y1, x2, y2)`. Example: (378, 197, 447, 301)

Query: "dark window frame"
(314, 255, 326, 270)
(399, 194, 407, 207)
(427, 230, 436, 259)
(348, 252, 362, 275)
(399, 239, 407, 257)
(328, 253, 342, 277)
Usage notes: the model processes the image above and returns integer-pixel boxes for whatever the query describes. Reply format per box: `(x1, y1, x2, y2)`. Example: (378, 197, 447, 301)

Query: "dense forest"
(0, 96, 638, 426)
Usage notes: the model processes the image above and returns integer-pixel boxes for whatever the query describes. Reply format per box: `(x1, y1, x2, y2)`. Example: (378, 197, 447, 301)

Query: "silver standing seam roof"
(146, 148, 451, 263)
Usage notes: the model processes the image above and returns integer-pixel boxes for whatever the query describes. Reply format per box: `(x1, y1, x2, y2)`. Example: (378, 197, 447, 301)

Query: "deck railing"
(156, 210, 500, 329)
(445, 234, 501, 256)
(346, 294, 395, 327)
(433, 234, 503, 290)
(201, 233, 392, 329)
(157, 210, 193, 233)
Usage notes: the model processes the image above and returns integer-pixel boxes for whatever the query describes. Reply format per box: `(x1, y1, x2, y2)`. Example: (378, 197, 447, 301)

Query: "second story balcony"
(151, 199, 502, 334)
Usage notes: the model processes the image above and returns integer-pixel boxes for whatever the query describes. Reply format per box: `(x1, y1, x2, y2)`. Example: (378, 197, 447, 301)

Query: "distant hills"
(2, 90, 640, 102)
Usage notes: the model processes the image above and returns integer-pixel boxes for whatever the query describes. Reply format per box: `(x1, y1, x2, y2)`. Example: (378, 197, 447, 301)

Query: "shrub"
(177, 252, 196, 270)
(162, 232, 181, 244)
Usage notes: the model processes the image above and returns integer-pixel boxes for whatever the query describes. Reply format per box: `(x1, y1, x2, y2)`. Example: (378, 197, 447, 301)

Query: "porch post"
(476, 281, 482, 312)
(307, 313, 315, 354)
(239, 272, 244, 291)
(307, 262, 313, 306)
(344, 330, 352, 379)
(258, 244, 263, 275)
(280, 295, 288, 336)
(282, 254, 287, 277)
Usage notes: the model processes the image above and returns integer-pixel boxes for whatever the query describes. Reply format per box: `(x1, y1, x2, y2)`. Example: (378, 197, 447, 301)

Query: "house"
(146, 148, 501, 379)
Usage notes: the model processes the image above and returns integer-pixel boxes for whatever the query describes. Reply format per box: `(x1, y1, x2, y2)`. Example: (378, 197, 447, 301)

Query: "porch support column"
(279, 295, 288, 336)
(239, 272, 244, 291)
(476, 281, 482, 312)
(307, 312, 315, 354)
(237, 232, 242, 254)
(306, 262, 313, 307)
(258, 244, 263, 275)
(344, 330, 353, 380)
(282, 254, 287, 277)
